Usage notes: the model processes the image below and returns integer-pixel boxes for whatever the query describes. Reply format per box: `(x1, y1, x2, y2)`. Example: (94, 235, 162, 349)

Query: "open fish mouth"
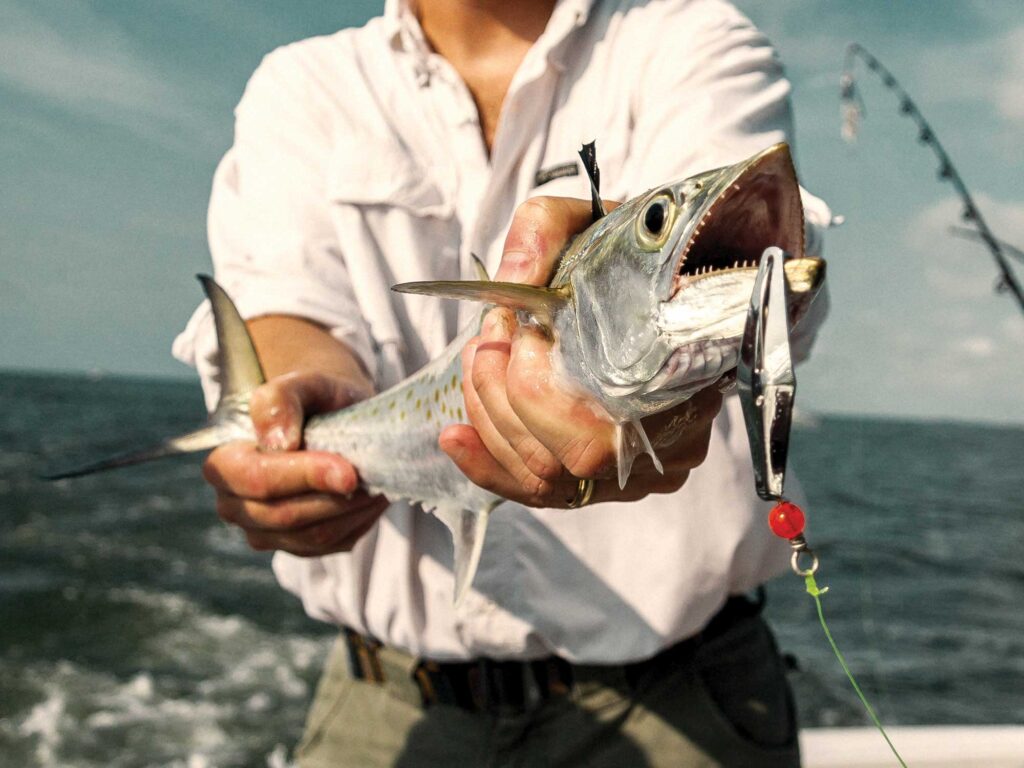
(643, 145, 826, 399)
(672, 144, 806, 297)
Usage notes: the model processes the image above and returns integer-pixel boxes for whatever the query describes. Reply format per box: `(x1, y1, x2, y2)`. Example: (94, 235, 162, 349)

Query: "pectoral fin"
(614, 420, 664, 490)
(393, 280, 569, 326)
(433, 505, 491, 606)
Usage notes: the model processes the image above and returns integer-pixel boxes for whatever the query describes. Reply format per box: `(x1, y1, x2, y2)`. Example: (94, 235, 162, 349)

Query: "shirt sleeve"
(618, 0, 832, 362)
(172, 46, 375, 410)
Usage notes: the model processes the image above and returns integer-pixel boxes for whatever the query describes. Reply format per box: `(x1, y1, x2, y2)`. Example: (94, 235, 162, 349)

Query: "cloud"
(955, 335, 996, 358)
(906, 194, 1024, 302)
(906, 23, 1024, 129)
(743, 2, 1024, 134)
(991, 28, 1024, 124)
(0, 1, 221, 151)
(1002, 315, 1024, 344)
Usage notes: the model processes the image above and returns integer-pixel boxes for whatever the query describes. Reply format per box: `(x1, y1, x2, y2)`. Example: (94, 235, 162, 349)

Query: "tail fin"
(42, 275, 264, 480)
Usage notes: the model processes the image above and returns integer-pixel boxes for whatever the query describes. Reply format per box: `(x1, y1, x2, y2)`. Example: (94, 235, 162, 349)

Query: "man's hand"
(202, 318, 388, 556)
(440, 197, 723, 508)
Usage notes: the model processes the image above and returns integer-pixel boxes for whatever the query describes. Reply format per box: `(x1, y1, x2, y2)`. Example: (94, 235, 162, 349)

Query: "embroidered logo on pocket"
(534, 161, 579, 188)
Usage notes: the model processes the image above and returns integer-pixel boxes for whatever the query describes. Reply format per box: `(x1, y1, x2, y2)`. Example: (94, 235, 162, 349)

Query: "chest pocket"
(326, 140, 458, 388)
(328, 139, 454, 218)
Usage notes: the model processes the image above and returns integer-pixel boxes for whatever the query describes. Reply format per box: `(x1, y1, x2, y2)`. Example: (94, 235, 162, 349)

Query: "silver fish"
(46, 143, 826, 604)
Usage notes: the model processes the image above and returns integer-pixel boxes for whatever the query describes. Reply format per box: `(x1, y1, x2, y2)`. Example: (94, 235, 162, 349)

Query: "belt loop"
(546, 658, 571, 697)
(343, 629, 365, 680)
(364, 637, 384, 683)
(343, 628, 385, 683)
(414, 661, 439, 706)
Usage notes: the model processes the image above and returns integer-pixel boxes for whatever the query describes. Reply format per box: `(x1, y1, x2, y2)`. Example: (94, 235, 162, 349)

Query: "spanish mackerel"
(46, 143, 826, 603)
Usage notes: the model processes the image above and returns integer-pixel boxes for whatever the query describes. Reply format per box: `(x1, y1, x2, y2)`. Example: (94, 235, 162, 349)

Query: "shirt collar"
(383, 0, 595, 72)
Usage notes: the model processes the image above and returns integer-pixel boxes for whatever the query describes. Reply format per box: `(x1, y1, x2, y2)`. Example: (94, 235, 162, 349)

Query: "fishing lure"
(739, 250, 908, 767)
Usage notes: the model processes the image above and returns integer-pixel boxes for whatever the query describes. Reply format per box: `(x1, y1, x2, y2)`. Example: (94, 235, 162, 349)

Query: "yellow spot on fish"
(434, 390, 439, 403)
(456, 407, 463, 420)
(388, 401, 395, 410)
(451, 374, 458, 390)
(426, 410, 432, 420)
(415, 399, 422, 409)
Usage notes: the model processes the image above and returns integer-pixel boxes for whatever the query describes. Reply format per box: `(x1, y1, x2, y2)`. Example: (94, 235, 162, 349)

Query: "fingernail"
(263, 422, 300, 451)
(498, 255, 530, 283)
(441, 436, 467, 463)
(482, 311, 510, 341)
(261, 425, 289, 452)
(327, 464, 353, 494)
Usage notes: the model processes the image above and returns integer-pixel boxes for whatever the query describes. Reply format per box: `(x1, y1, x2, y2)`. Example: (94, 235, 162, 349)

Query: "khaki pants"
(295, 614, 799, 768)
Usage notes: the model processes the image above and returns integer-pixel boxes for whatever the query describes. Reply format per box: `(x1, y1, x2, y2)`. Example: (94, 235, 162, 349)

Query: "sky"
(1, 0, 1021, 425)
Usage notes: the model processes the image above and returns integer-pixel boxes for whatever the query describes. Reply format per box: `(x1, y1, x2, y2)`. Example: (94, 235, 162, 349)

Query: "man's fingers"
(469, 310, 563, 481)
(249, 371, 373, 451)
(244, 497, 388, 556)
(216, 489, 383, 531)
(203, 442, 359, 499)
(505, 326, 617, 479)
(440, 424, 558, 502)
(497, 197, 620, 285)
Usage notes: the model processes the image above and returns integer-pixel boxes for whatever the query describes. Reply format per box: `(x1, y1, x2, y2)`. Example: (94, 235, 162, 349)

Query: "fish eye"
(644, 200, 666, 235)
(637, 195, 673, 247)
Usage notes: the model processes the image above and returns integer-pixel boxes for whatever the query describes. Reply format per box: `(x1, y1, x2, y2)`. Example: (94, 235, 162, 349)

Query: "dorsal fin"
(392, 280, 569, 326)
(469, 253, 491, 282)
(198, 275, 265, 406)
(578, 141, 605, 223)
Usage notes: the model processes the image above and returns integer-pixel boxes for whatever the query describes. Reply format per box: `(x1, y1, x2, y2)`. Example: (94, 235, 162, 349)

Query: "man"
(173, 0, 831, 765)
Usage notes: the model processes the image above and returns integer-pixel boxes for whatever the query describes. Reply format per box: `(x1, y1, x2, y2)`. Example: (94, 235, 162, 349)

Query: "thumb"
(250, 372, 371, 452)
(496, 197, 621, 285)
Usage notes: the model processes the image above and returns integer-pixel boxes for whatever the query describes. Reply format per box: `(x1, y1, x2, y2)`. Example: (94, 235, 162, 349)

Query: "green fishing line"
(804, 573, 908, 768)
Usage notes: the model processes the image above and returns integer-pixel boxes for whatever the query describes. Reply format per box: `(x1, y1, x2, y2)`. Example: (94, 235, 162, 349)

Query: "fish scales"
(304, 320, 497, 517)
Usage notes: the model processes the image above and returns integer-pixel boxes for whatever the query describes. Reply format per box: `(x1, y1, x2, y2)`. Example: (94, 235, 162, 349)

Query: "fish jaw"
(645, 257, 825, 398)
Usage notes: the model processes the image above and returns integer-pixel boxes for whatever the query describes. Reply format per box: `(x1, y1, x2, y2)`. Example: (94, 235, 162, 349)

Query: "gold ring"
(567, 478, 595, 508)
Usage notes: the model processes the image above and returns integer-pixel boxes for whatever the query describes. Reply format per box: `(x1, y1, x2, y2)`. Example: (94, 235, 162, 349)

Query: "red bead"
(768, 501, 805, 540)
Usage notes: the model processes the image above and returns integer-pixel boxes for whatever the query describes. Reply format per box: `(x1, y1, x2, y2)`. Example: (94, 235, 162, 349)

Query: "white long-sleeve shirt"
(173, 0, 832, 663)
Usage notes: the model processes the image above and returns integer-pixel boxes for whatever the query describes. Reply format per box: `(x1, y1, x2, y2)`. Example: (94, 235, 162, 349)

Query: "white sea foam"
(8, 603, 328, 767)
(19, 686, 66, 765)
(265, 744, 295, 768)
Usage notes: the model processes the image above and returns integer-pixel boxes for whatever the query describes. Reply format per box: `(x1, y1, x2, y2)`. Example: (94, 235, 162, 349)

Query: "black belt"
(342, 591, 763, 714)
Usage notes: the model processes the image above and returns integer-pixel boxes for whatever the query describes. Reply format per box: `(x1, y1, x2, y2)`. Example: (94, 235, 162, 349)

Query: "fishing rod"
(840, 43, 1024, 316)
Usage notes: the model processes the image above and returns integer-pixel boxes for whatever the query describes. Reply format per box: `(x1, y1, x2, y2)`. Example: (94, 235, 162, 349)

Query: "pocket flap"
(328, 140, 453, 218)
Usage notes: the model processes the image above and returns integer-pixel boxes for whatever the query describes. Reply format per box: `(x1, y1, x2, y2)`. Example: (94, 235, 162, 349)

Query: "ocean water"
(1, 371, 1022, 766)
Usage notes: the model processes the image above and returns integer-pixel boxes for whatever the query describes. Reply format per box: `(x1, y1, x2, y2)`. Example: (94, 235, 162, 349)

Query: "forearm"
(247, 315, 374, 395)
